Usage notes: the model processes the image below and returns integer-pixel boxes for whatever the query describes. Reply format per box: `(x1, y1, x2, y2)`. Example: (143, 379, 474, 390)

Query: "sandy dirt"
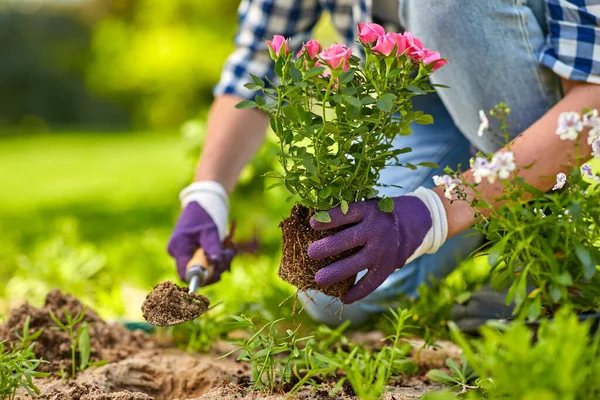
(6, 290, 459, 399)
(16, 338, 457, 399)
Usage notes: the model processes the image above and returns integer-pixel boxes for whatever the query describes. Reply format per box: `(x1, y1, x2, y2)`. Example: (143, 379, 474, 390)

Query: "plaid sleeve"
(539, 0, 600, 84)
(213, 0, 323, 100)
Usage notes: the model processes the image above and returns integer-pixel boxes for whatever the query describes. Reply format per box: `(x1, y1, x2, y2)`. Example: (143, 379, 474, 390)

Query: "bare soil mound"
(37, 382, 151, 400)
(0, 289, 153, 374)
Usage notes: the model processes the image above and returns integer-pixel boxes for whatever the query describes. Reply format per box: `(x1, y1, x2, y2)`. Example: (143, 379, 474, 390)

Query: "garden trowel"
(185, 248, 214, 294)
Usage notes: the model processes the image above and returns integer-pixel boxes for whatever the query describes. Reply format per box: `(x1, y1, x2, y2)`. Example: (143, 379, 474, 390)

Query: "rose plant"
(435, 105, 600, 320)
(237, 24, 448, 297)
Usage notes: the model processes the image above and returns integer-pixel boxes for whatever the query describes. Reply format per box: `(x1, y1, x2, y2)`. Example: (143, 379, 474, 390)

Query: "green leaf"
(426, 369, 454, 384)
(305, 65, 326, 78)
(319, 186, 332, 198)
(361, 96, 376, 105)
(255, 95, 266, 106)
(251, 74, 265, 88)
(314, 211, 331, 223)
(378, 197, 394, 212)
(555, 271, 573, 286)
(283, 105, 299, 121)
(407, 85, 426, 95)
(576, 244, 597, 280)
(376, 98, 393, 113)
(549, 284, 562, 303)
(418, 161, 439, 168)
(289, 66, 302, 82)
(343, 96, 362, 108)
(415, 114, 434, 125)
(340, 200, 349, 214)
(235, 100, 258, 109)
(339, 70, 354, 84)
(381, 93, 397, 102)
(78, 323, 90, 371)
(488, 237, 507, 267)
(567, 200, 582, 220)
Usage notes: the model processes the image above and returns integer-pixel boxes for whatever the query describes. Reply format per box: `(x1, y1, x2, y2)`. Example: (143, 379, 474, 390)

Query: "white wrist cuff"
(404, 187, 448, 264)
(179, 181, 229, 241)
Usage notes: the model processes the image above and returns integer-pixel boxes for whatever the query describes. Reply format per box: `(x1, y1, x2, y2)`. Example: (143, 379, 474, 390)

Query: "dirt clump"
(0, 289, 153, 374)
(36, 382, 151, 400)
(279, 205, 357, 299)
(141, 281, 210, 327)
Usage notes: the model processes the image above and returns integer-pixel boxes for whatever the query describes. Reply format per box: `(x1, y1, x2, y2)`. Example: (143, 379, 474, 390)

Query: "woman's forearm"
(436, 81, 600, 239)
(195, 95, 270, 193)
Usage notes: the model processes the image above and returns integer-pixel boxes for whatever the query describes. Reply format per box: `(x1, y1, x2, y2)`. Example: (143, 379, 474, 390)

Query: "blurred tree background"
(0, 0, 239, 130)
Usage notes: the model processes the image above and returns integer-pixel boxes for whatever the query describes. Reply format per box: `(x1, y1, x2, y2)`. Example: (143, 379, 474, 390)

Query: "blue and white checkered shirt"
(214, 0, 600, 100)
(539, 0, 600, 84)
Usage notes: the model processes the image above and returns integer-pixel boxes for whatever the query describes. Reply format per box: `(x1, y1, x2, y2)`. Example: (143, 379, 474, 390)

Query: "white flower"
(477, 110, 489, 138)
(533, 208, 546, 218)
(556, 112, 583, 140)
(581, 163, 600, 181)
(433, 174, 461, 200)
(470, 156, 497, 184)
(491, 151, 516, 180)
(552, 172, 566, 191)
(591, 136, 600, 159)
(583, 109, 598, 127)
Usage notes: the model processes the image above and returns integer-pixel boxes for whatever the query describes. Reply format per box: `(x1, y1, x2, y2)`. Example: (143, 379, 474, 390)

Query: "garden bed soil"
(6, 290, 458, 399)
(141, 281, 210, 327)
(0, 289, 153, 374)
(279, 205, 357, 299)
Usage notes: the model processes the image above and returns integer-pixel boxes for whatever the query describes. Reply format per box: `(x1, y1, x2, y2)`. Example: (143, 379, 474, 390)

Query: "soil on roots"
(279, 204, 358, 299)
(141, 281, 210, 327)
(0, 289, 153, 374)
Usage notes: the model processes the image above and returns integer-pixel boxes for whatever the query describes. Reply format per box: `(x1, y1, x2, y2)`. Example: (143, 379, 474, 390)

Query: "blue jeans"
(301, 0, 562, 326)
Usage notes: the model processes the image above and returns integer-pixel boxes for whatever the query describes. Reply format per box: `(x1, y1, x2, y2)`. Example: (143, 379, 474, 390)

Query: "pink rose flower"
(358, 22, 385, 45)
(319, 44, 352, 71)
(296, 39, 322, 59)
(404, 32, 425, 61)
(422, 49, 447, 71)
(372, 33, 396, 56)
(390, 32, 409, 56)
(266, 35, 289, 59)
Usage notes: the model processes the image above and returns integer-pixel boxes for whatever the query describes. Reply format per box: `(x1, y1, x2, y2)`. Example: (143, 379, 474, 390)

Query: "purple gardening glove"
(308, 187, 448, 304)
(167, 181, 231, 285)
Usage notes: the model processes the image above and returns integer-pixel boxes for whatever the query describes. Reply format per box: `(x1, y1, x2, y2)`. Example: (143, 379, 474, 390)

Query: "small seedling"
(15, 316, 44, 351)
(220, 315, 313, 393)
(290, 309, 418, 399)
(0, 316, 49, 400)
(49, 306, 89, 378)
(427, 355, 477, 392)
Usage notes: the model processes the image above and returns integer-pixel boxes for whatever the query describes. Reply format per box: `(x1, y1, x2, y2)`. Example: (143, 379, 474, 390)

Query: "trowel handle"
(185, 248, 214, 285)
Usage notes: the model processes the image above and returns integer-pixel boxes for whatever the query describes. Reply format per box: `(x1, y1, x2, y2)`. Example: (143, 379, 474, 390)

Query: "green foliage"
(427, 355, 477, 392)
(48, 307, 91, 378)
(292, 309, 418, 399)
(444, 309, 600, 399)
(247, 40, 441, 211)
(442, 106, 600, 320)
(0, 317, 49, 400)
(88, 0, 240, 127)
(0, 341, 49, 400)
(221, 315, 313, 393)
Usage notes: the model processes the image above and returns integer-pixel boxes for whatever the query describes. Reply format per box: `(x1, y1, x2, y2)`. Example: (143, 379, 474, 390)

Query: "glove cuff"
(404, 186, 448, 263)
(179, 181, 229, 241)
